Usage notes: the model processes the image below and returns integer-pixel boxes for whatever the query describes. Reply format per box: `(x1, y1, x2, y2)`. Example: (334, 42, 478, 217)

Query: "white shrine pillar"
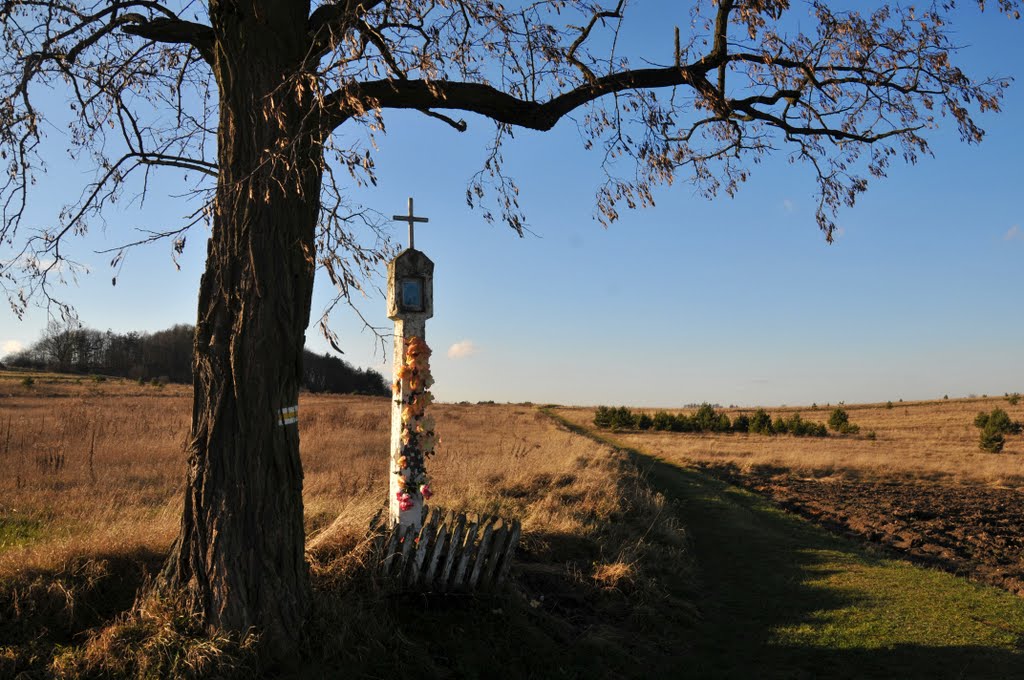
(387, 199, 434, 530)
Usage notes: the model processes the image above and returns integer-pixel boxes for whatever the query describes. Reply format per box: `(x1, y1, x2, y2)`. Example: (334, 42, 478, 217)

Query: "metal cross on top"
(392, 197, 429, 250)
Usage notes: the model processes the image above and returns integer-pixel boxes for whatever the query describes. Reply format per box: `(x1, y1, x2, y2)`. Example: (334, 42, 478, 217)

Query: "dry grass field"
(555, 397, 1024, 487)
(0, 371, 688, 677)
(6, 372, 1024, 678)
(0, 373, 675, 576)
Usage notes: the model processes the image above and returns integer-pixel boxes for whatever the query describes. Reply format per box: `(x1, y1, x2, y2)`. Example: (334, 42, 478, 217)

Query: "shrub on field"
(974, 408, 1022, 435)
(980, 427, 1006, 453)
(20, 376, 34, 387)
(828, 407, 861, 434)
(652, 411, 673, 431)
(692, 403, 729, 432)
(591, 406, 640, 430)
(595, 403, 731, 433)
(1007, 393, 1021, 406)
(783, 414, 828, 437)
(669, 414, 694, 432)
(593, 406, 612, 428)
(772, 416, 787, 435)
(593, 404, 822, 438)
(610, 407, 637, 430)
(748, 409, 772, 434)
(829, 407, 849, 431)
(975, 408, 1022, 453)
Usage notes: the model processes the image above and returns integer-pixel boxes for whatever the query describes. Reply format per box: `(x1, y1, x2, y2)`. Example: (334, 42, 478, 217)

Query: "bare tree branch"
(121, 16, 215, 64)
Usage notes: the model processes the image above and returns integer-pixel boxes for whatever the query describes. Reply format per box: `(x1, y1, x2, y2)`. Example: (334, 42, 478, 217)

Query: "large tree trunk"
(160, 1, 320, 656)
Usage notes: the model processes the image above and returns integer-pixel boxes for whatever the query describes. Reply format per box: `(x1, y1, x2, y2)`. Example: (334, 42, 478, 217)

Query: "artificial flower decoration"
(393, 336, 439, 511)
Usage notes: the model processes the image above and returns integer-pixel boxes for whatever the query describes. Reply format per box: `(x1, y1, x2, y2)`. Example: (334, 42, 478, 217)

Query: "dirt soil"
(695, 463, 1024, 596)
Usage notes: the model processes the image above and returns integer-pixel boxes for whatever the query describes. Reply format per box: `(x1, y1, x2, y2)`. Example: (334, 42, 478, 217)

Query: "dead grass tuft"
(591, 560, 637, 591)
(51, 593, 259, 680)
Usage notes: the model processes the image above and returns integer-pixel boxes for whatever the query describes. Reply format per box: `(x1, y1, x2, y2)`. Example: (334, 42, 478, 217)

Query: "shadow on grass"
(542, 409, 1024, 679)
(0, 547, 164, 677)
(631, 451, 1024, 679)
(292, 458, 695, 679)
(0, 547, 164, 644)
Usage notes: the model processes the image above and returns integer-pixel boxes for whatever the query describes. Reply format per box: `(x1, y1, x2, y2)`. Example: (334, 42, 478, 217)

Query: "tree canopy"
(3, 0, 1018, 319)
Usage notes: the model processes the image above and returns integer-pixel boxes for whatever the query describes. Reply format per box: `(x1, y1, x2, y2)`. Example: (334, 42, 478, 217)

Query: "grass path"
(545, 411, 1024, 679)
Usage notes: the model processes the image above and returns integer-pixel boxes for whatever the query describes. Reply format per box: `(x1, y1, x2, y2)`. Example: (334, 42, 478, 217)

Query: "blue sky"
(1, 4, 1022, 407)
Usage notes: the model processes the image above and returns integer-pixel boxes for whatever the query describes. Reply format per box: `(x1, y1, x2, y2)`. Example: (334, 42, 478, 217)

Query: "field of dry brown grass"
(0, 371, 673, 576)
(7, 371, 1024, 677)
(0, 371, 689, 677)
(555, 396, 1024, 488)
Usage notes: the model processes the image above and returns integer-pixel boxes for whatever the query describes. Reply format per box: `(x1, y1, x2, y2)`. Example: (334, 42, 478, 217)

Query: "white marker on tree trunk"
(387, 198, 435, 530)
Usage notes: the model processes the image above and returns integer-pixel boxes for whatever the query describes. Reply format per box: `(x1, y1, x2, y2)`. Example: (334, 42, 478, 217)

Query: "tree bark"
(159, 1, 320, 656)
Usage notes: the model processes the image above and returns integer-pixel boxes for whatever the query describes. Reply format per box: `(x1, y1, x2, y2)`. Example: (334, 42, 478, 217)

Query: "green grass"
(543, 408, 1024, 679)
(0, 515, 43, 551)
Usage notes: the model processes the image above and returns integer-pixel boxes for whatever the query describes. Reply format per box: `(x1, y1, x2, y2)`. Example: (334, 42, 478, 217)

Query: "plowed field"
(697, 462, 1024, 596)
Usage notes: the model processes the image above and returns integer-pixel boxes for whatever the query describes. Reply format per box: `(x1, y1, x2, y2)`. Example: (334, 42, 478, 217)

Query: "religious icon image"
(401, 277, 424, 311)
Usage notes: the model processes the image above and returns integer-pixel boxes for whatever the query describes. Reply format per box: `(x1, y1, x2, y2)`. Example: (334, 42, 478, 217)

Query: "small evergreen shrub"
(748, 409, 772, 434)
(669, 414, 693, 432)
(1008, 393, 1021, 406)
(692, 403, 731, 432)
(652, 411, 673, 431)
(21, 376, 34, 387)
(828, 408, 849, 432)
(827, 407, 861, 434)
(980, 427, 1006, 453)
(732, 414, 750, 433)
(974, 408, 1022, 452)
(610, 407, 638, 430)
(975, 408, 1022, 435)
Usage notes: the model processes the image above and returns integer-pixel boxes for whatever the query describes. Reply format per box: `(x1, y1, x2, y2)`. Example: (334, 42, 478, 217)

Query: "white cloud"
(2, 340, 24, 356)
(1005, 225, 1022, 241)
(447, 340, 479, 359)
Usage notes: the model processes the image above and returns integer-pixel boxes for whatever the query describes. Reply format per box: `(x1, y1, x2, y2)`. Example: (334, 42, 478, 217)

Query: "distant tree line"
(4, 319, 389, 396)
(594, 404, 867, 439)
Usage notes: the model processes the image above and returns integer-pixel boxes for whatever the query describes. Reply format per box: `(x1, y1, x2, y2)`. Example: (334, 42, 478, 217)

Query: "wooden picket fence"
(374, 506, 521, 591)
